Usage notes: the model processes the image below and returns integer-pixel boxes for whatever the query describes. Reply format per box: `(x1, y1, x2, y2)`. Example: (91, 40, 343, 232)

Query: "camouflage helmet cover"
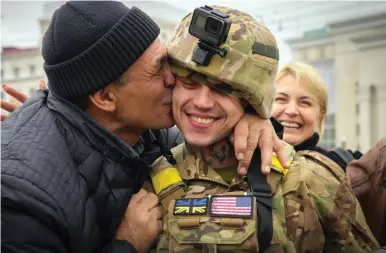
(167, 6, 279, 118)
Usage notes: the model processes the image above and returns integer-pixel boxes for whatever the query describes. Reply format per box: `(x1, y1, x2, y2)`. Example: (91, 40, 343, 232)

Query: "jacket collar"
(294, 132, 320, 152)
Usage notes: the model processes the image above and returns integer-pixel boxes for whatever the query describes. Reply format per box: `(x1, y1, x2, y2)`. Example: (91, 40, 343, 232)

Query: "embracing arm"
(299, 157, 379, 252)
(1, 174, 138, 253)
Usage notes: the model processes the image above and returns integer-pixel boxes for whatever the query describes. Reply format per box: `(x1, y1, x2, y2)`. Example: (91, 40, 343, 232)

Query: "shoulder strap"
(248, 143, 298, 252)
(247, 149, 273, 253)
(149, 130, 177, 165)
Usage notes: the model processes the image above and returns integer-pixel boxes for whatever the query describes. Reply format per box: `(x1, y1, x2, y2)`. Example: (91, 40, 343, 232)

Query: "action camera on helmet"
(189, 6, 232, 66)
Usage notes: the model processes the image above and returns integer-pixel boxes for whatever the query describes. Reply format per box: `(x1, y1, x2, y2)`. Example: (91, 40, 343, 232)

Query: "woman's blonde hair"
(275, 62, 328, 136)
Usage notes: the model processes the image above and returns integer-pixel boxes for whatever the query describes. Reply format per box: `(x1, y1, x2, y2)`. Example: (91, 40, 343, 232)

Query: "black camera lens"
(205, 17, 222, 35)
(195, 15, 206, 29)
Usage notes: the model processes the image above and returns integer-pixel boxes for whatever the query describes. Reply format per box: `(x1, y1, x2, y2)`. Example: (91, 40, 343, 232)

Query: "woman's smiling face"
(272, 74, 322, 145)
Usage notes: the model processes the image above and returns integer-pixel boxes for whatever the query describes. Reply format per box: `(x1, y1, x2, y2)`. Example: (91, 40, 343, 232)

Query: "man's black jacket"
(1, 90, 155, 253)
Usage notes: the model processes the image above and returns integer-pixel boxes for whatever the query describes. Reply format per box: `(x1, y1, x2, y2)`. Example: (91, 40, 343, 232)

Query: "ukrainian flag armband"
(151, 167, 184, 194)
(271, 156, 289, 175)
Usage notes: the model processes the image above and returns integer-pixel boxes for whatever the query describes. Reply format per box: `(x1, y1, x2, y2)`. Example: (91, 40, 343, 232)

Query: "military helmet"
(167, 6, 279, 119)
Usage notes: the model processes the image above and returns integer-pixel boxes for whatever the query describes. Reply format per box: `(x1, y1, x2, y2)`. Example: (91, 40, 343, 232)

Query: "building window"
(356, 124, 360, 136)
(1, 69, 3, 80)
(311, 61, 336, 149)
(13, 67, 20, 78)
(30, 65, 36, 76)
(319, 114, 336, 149)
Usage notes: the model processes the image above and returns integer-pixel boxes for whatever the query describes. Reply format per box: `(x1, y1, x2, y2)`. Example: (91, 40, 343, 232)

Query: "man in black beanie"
(2, 2, 173, 253)
(1, 1, 289, 253)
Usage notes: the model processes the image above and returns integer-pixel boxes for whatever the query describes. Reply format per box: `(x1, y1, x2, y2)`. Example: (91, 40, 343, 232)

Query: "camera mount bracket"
(192, 41, 228, 66)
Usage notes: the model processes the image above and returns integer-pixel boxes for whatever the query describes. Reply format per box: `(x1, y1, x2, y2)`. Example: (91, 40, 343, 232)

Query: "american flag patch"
(209, 195, 253, 218)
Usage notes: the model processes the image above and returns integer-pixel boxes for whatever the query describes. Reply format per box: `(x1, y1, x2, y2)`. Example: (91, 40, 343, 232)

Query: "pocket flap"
(168, 196, 257, 245)
(169, 218, 256, 244)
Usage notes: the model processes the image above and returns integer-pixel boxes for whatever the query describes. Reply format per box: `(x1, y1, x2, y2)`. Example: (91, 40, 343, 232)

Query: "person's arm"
(2, 208, 138, 253)
(1, 174, 139, 253)
(296, 159, 380, 252)
(101, 240, 138, 253)
(2, 207, 68, 253)
(1, 168, 69, 253)
(321, 178, 379, 252)
(2, 211, 138, 253)
(347, 138, 386, 245)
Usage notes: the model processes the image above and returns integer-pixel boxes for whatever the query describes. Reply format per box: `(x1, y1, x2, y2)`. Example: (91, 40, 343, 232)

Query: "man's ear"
(89, 84, 117, 112)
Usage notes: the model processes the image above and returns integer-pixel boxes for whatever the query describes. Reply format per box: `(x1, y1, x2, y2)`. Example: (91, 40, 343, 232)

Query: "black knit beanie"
(42, 1, 160, 98)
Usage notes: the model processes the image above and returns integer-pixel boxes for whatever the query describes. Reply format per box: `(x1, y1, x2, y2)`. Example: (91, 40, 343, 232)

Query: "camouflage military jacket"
(151, 143, 379, 253)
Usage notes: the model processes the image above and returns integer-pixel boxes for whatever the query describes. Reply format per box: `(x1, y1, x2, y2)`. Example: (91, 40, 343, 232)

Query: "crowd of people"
(1, 1, 385, 253)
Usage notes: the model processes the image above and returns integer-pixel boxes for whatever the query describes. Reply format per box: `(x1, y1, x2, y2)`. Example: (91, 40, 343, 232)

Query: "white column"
(376, 84, 386, 140)
(356, 86, 372, 152)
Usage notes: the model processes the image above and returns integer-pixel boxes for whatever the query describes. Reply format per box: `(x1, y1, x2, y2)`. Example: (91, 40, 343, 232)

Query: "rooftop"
(1, 47, 40, 57)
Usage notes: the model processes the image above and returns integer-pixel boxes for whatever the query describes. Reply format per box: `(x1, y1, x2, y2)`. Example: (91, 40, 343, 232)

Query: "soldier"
(150, 6, 379, 253)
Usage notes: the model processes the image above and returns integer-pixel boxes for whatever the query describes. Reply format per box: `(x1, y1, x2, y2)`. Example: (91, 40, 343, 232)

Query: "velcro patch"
(173, 197, 208, 215)
(209, 195, 253, 218)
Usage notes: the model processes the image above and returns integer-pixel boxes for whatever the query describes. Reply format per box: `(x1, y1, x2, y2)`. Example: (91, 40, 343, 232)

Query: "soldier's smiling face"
(172, 76, 245, 147)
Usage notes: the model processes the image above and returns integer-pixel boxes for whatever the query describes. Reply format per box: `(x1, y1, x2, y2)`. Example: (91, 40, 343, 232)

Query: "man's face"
(113, 40, 175, 131)
(173, 76, 245, 147)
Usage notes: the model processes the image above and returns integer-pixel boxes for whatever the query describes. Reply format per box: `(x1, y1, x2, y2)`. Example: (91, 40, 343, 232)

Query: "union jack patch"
(209, 195, 253, 218)
(173, 197, 208, 215)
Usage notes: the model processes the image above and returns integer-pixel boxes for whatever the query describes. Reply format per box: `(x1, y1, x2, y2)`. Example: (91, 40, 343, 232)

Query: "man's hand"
(1, 81, 47, 121)
(232, 114, 288, 176)
(115, 188, 163, 253)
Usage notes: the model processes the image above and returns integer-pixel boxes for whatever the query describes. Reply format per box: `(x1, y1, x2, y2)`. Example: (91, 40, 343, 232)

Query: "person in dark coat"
(347, 138, 386, 246)
(2, 2, 172, 253)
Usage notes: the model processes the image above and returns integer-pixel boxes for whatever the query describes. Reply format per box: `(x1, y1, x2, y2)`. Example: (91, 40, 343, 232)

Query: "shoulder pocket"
(298, 150, 345, 181)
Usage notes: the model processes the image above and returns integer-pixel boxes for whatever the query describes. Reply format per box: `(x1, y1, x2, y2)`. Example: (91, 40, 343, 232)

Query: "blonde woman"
(273, 62, 327, 144)
(272, 62, 361, 169)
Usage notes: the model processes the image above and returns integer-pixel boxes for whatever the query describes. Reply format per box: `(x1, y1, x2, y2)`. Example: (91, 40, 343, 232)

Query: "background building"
(275, 3, 386, 151)
(1, 47, 44, 104)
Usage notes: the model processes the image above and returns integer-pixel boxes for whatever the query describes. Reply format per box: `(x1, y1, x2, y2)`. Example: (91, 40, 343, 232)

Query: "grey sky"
(0, 0, 252, 48)
(1, 1, 45, 47)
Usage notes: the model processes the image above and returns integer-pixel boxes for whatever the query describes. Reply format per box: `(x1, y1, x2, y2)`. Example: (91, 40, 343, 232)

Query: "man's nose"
(193, 85, 215, 109)
(163, 61, 176, 89)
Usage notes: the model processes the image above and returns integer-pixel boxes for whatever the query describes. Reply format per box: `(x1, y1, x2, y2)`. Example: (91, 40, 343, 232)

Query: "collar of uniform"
(176, 142, 296, 190)
(178, 155, 254, 192)
(177, 144, 250, 190)
(177, 154, 229, 187)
